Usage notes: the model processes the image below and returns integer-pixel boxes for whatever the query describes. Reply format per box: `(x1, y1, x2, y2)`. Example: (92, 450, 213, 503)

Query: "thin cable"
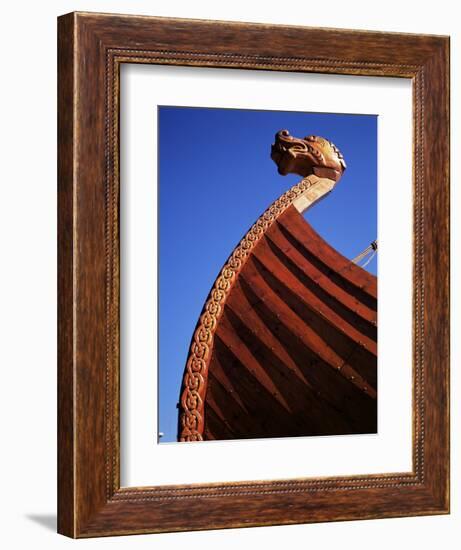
(361, 249, 377, 268)
(352, 240, 378, 266)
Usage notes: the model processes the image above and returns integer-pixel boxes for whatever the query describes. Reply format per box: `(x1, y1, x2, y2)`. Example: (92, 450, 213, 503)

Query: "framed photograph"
(58, 12, 450, 537)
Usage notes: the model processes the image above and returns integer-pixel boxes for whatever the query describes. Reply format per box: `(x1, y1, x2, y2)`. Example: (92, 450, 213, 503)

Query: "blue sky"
(158, 106, 377, 442)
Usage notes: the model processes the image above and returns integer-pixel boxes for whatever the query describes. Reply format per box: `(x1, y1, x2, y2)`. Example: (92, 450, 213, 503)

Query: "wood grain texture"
(57, 11, 450, 538)
(57, 12, 75, 538)
(198, 206, 377, 441)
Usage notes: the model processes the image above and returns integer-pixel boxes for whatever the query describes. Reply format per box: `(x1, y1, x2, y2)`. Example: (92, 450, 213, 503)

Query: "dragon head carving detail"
(271, 130, 346, 182)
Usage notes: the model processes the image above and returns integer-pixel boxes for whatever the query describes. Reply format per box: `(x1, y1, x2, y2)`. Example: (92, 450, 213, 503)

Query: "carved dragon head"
(271, 130, 346, 182)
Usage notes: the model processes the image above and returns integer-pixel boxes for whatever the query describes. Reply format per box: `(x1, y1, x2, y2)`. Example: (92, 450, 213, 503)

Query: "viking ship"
(177, 130, 377, 442)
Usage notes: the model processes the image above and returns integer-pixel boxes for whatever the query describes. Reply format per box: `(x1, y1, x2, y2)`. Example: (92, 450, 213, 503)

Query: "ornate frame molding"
(58, 12, 449, 537)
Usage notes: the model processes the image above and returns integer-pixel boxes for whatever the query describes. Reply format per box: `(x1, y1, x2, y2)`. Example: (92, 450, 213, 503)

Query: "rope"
(361, 248, 377, 268)
(352, 240, 378, 267)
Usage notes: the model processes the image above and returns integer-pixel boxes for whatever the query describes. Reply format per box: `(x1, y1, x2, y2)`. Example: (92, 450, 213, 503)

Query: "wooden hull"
(202, 206, 377, 440)
(178, 175, 377, 442)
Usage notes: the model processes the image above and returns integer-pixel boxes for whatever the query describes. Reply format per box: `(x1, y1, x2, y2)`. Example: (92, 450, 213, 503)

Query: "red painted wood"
(204, 206, 377, 440)
(265, 219, 377, 327)
(277, 209, 378, 301)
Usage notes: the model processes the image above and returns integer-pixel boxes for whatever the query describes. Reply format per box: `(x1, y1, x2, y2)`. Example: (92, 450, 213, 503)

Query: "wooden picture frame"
(57, 12, 450, 537)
